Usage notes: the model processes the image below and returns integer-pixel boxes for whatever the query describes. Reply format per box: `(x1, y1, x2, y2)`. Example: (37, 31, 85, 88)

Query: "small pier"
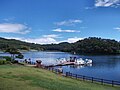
(55, 62, 75, 66)
(45, 61, 75, 67)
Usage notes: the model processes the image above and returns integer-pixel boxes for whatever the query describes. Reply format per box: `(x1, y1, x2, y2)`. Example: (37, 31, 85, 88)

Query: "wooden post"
(112, 80, 114, 87)
(68, 72, 70, 76)
(83, 76, 85, 81)
(66, 72, 68, 77)
(76, 74, 77, 79)
(92, 77, 93, 83)
(101, 79, 103, 85)
(71, 73, 72, 78)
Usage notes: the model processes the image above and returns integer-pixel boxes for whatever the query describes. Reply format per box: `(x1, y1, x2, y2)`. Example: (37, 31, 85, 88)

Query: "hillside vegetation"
(0, 37, 43, 51)
(43, 37, 120, 54)
(0, 37, 120, 54)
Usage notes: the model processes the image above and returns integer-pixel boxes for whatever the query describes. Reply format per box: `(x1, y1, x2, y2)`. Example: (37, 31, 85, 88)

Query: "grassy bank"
(0, 65, 120, 90)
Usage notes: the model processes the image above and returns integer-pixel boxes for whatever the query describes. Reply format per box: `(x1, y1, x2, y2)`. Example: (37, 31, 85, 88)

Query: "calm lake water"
(1, 51, 120, 81)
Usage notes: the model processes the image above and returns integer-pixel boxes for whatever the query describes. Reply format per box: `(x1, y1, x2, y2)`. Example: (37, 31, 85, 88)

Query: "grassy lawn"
(0, 65, 120, 90)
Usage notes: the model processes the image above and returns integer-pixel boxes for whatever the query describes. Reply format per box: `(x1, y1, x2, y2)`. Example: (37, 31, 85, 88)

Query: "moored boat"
(85, 59, 92, 64)
(56, 57, 93, 66)
(75, 58, 85, 65)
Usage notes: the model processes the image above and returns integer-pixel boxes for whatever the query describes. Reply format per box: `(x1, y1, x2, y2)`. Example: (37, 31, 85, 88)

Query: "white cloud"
(85, 7, 96, 10)
(60, 37, 84, 43)
(5, 36, 83, 44)
(42, 34, 61, 38)
(26, 38, 57, 44)
(4, 37, 23, 41)
(55, 19, 82, 26)
(24, 34, 61, 44)
(114, 27, 120, 31)
(80, 27, 87, 29)
(3, 17, 15, 22)
(0, 23, 30, 34)
(5, 34, 60, 44)
(53, 28, 80, 33)
(5, 36, 57, 44)
(95, 0, 120, 7)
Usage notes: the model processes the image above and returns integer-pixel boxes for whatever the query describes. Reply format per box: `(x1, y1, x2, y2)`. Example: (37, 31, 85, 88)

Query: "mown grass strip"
(0, 65, 120, 90)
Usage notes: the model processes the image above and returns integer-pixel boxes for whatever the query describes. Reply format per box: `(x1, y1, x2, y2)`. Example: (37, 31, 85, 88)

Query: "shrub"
(2, 56, 12, 61)
(0, 60, 7, 65)
(6, 61, 12, 64)
(11, 60, 18, 64)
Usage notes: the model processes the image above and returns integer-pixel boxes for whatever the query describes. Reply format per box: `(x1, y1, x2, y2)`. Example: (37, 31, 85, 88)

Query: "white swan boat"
(85, 59, 92, 64)
(75, 58, 93, 65)
(75, 58, 85, 65)
(56, 58, 66, 64)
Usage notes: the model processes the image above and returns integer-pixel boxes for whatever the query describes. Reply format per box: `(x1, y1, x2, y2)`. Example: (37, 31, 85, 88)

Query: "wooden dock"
(47, 62, 75, 67)
(55, 62, 75, 66)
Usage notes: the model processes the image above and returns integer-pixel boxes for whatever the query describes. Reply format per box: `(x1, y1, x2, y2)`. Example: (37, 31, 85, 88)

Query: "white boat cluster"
(56, 57, 93, 65)
(75, 58, 92, 65)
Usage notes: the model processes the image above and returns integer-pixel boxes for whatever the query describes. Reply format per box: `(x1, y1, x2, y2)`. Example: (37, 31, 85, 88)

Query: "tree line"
(0, 37, 43, 51)
(0, 37, 120, 55)
(42, 37, 120, 54)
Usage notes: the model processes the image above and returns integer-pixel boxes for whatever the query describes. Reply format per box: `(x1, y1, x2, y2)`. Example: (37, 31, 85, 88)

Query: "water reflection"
(69, 64, 92, 69)
(70, 65, 85, 69)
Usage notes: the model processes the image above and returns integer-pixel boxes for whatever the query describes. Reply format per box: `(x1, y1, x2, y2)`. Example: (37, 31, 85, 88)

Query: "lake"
(1, 51, 120, 81)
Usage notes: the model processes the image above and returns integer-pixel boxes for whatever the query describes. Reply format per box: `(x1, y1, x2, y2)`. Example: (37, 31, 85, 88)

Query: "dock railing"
(45, 67, 120, 87)
(66, 72, 120, 87)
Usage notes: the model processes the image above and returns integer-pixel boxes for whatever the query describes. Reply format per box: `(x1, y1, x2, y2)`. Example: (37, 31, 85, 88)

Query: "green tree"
(5, 48, 21, 61)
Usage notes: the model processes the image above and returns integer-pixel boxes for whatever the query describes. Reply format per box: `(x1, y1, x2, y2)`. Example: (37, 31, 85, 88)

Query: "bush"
(6, 61, 12, 64)
(0, 60, 7, 65)
(2, 56, 11, 61)
(11, 60, 18, 64)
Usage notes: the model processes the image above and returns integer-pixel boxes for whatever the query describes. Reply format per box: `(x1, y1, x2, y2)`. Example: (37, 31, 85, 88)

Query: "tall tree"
(5, 48, 21, 61)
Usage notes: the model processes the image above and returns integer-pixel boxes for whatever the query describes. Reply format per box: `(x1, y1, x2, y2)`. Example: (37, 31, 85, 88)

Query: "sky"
(0, 0, 120, 44)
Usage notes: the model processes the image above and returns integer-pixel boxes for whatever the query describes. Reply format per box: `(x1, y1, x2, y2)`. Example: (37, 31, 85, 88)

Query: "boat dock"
(55, 62, 75, 66)
(46, 62, 75, 67)
(47, 57, 93, 67)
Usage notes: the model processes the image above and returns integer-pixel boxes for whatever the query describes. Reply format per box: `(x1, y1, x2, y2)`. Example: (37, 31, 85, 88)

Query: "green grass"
(0, 65, 120, 90)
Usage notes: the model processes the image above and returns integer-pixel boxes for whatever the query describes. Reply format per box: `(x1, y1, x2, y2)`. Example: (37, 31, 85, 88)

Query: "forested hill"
(73, 37, 120, 54)
(42, 37, 120, 54)
(0, 37, 120, 54)
(0, 37, 43, 51)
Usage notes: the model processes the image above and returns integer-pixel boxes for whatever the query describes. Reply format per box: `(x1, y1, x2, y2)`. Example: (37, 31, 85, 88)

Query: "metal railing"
(66, 72, 120, 87)
(45, 67, 120, 87)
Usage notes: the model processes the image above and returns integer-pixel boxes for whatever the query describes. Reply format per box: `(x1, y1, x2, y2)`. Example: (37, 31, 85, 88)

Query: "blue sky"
(0, 0, 120, 44)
